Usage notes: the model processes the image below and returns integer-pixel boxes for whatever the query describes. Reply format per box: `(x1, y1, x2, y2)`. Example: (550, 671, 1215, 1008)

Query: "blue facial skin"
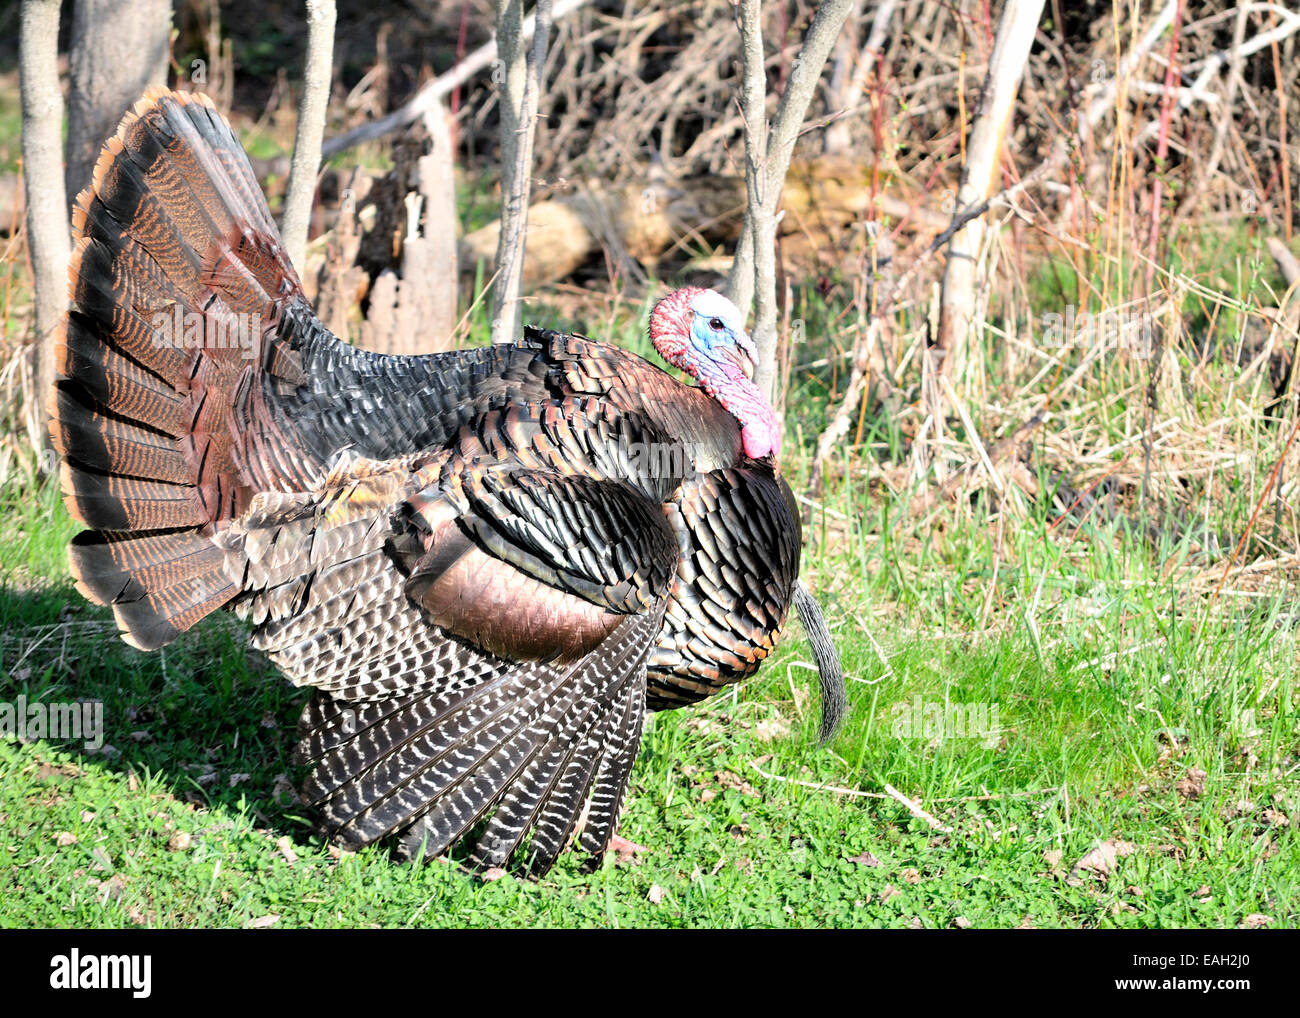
(692, 311, 758, 372)
(690, 311, 738, 360)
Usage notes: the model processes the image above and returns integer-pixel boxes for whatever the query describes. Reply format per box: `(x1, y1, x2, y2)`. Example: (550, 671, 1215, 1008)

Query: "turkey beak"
(722, 340, 756, 381)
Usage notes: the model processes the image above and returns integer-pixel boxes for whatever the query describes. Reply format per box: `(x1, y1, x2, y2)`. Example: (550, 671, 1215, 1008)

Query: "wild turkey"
(51, 88, 843, 874)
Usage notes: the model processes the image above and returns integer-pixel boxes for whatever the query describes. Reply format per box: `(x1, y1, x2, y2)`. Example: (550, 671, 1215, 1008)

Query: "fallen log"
(459, 156, 950, 288)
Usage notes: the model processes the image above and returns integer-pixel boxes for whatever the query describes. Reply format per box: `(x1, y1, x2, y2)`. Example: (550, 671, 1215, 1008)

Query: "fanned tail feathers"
(52, 88, 306, 650)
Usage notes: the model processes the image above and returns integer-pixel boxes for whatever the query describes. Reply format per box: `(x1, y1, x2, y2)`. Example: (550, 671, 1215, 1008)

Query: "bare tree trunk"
(421, 100, 459, 345)
(20, 0, 71, 457)
(357, 104, 460, 354)
(934, 0, 1044, 386)
(734, 0, 773, 385)
(282, 0, 337, 272)
(727, 0, 855, 400)
(65, 0, 172, 205)
(491, 0, 552, 345)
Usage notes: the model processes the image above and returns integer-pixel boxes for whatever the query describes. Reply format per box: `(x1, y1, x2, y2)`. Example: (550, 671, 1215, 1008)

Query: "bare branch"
(934, 0, 1044, 384)
(322, 0, 592, 160)
(728, 0, 855, 400)
(824, 0, 898, 154)
(731, 0, 771, 379)
(282, 0, 337, 272)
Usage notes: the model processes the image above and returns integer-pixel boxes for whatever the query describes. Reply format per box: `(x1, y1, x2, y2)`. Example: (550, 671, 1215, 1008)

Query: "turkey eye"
(708, 318, 724, 331)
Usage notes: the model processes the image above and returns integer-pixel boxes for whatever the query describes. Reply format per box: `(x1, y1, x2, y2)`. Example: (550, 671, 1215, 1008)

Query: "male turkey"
(51, 88, 843, 874)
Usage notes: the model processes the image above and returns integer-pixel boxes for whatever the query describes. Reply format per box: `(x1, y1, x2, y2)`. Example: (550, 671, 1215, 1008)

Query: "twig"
(1142, 0, 1183, 297)
(748, 762, 1060, 809)
(1212, 408, 1300, 606)
(883, 783, 953, 832)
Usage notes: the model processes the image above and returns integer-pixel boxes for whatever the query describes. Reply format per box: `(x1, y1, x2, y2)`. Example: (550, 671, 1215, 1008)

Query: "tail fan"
(51, 88, 309, 649)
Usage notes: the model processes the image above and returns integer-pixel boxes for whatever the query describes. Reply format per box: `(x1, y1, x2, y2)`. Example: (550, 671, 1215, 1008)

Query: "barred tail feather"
(51, 88, 308, 650)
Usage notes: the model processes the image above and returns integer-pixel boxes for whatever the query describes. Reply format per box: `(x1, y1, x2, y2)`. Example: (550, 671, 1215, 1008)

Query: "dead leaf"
(480, 867, 507, 882)
(715, 771, 758, 795)
(1241, 913, 1272, 929)
(272, 773, 298, 806)
(648, 884, 665, 904)
(901, 867, 922, 884)
(954, 916, 971, 928)
(1176, 767, 1207, 799)
(846, 850, 880, 867)
(880, 883, 900, 902)
(275, 835, 298, 867)
(1073, 839, 1136, 879)
(55, 831, 77, 847)
(249, 914, 280, 929)
(609, 834, 648, 864)
(754, 719, 790, 743)
(96, 874, 127, 903)
(168, 831, 192, 852)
